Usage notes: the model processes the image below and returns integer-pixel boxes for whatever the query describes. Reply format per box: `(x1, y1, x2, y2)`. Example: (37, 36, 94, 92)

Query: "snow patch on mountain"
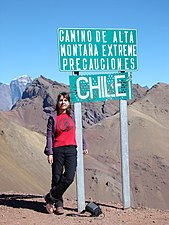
(0, 75, 33, 111)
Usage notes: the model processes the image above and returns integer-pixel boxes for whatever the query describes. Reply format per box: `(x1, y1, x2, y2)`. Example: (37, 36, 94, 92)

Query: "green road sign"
(58, 28, 138, 72)
(69, 72, 132, 103)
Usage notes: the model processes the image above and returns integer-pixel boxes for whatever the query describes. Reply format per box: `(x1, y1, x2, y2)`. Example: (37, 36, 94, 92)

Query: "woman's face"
(57, 95, 70, 113)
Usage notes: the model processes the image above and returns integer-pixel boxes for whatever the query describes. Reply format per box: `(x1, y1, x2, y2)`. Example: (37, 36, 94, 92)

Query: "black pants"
(50, 145, 77, 207)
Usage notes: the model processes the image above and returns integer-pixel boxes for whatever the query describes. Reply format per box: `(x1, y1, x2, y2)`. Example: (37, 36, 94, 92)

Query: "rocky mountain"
(0, 75, 148, 127)
(10, 76, 69, 134)
(0, 75, 32, 111)
(11, 75, 148, 133)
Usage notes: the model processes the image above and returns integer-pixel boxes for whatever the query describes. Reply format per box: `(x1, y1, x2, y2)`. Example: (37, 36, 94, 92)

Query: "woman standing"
(44, 92, 88, 215)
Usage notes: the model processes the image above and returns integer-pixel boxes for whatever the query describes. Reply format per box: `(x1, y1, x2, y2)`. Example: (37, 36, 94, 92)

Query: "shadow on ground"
(0, 193, 47, 214)
(0, 193, 122, 215)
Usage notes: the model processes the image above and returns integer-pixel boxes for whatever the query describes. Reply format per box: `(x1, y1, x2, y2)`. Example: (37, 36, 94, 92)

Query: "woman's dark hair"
(56, 92, 71, 115)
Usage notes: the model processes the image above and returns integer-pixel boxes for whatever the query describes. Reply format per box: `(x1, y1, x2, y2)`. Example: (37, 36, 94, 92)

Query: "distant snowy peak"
(11, 75, 33, 86)
(10, 75, 33, 106)
(0, 75, 33, 111)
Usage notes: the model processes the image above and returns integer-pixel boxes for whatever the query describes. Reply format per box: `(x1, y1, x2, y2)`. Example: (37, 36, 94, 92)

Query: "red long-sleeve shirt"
(53, 113, 77, 148)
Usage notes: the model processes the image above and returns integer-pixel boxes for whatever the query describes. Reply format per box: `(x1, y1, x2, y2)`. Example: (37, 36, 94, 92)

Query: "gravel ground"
(0, 193, 169, 225)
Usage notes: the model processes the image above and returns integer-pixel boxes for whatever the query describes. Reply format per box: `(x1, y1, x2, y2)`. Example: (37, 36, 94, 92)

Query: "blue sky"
(0, 0, 169, 88)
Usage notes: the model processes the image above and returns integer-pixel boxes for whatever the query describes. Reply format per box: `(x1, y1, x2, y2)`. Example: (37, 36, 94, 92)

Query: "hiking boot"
(44, 193, 52, 203)
(46, 203, 56, 214)
(55, 206, 64, 215)
(44, 193, 56, 214)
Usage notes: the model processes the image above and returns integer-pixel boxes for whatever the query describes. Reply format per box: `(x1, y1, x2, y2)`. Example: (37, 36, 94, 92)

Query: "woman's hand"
(83, 149, 88, 155)
(48, 155, 53, 164)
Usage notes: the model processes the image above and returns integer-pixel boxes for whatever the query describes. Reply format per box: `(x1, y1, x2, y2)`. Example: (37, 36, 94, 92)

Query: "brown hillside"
(0, 111, 50, 194)
(84, 82, 169, 209)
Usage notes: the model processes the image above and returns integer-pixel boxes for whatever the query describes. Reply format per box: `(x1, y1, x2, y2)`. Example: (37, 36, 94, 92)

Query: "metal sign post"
(73, 71, 86, 212)
(120, 83, 131, 208)
(70, 72, 132, 210)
